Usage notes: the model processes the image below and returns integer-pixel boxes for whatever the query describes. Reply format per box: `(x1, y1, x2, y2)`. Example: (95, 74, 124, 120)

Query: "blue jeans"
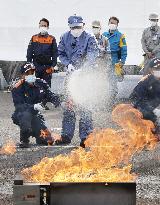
(61, 108, 93, 141)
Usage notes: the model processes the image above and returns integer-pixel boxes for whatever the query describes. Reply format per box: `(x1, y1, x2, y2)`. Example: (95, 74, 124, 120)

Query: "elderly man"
(56, 15, 98, 147)
(141, 13, 160, 75)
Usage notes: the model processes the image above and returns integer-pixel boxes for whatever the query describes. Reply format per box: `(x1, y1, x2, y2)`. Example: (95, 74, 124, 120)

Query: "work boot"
(44, 105, 50, 110)
(54, 136, 71, 145)
(80, 139, 86, 148)
(36, 137, 49, 146)
(19, 142, 30, 148)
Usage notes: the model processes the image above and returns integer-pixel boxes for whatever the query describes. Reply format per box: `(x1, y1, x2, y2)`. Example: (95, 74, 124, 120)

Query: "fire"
(0, 140, 16, 155)
(22, 104, 158, 182)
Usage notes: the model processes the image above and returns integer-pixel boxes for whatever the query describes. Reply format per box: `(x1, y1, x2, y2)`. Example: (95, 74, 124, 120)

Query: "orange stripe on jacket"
(32, 35, 54, 44)
(14, 79, 25, 88)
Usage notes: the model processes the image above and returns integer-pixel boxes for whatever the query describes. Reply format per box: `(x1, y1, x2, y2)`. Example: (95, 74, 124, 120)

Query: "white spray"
(66, 66, 110, 111)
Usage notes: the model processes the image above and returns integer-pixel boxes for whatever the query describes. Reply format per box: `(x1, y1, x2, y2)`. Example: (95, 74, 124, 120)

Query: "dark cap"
(68, 15, 84, 27)
(149, 58, 160, 69)
(20, 62, 35, 74)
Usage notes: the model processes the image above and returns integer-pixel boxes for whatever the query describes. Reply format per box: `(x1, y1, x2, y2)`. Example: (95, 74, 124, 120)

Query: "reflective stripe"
(32, 35, 54, 44)
(14, 79, 24, 88)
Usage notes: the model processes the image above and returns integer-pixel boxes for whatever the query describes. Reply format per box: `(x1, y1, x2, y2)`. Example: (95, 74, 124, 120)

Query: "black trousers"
(12, 110, 50, 144)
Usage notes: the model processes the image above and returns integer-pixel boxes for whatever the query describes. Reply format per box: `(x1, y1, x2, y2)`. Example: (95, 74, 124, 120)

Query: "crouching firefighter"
(130, 57, 160, 140)
(11, 63, 61, 148)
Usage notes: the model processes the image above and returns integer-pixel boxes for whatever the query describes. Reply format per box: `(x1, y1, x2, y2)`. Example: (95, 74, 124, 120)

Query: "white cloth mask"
(109, 24, 117, 31)
(92, 28, 101, 35)
(71, 29, 83, 37)
(25, 74, 36, 84)
(40, 27, 48, 35)
(150, 21, 157, 27)
(153, 71, 160, 78)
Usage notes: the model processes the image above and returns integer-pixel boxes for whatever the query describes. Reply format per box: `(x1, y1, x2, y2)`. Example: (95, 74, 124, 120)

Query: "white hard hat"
(149, 13, 159, 20)
(92, 20, 101, 28)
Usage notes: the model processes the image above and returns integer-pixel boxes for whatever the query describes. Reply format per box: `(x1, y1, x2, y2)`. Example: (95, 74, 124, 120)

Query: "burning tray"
(13, 178, 136, 205)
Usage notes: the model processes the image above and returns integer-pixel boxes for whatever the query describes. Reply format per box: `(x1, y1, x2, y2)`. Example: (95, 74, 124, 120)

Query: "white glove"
(61, 101, 67, 109)
(153, 108, 160, 118)
(34, 103, 45, 111)
(67, 64, 75, 73)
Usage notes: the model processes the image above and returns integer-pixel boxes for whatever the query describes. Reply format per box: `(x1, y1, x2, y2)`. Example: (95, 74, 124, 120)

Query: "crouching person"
(11, 62, 60, 148)
(130, 58, 160, 140)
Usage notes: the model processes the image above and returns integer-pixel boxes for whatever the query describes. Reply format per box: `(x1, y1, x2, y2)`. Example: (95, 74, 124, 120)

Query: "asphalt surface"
(0, 91, 160, 205)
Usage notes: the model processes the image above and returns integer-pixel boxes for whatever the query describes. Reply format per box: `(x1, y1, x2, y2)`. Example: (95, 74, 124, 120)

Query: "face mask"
(150, 21, 157, 27)
(25, 74, 36, 84)
(40, 27, 48, 35)
(71, 29, 83, 37)
(92, 28, 101, 35)
(153, 71, 160, 78)
(109, 24, 117, 31)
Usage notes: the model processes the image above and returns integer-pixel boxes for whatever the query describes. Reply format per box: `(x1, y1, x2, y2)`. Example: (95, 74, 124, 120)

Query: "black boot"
(54, 136, 71, 145)
(19, 142, 30, 148)
(80, 139, 86, 148)
(19, 130, 30, 148)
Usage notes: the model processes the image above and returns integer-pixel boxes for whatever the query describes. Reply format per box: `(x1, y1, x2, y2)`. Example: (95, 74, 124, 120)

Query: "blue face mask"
(25, 74, 36, 84)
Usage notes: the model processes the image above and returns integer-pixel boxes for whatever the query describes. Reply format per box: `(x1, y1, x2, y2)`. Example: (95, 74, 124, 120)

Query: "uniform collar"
(95, 33, 102, 39)
(109, 29, 118, 35)
(24, 81, 36, 89)
(38, 33, 49, 37)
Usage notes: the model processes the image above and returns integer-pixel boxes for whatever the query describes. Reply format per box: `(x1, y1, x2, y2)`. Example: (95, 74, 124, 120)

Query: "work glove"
(34, 103, 45, 111)
(67, 64, 75, 73)
(153, 108, 160, 118)
(146, 52, 154, 59)
(61, 100, 74, 110)
(46, 67, 54, 74)
(115, 62, 125, 82)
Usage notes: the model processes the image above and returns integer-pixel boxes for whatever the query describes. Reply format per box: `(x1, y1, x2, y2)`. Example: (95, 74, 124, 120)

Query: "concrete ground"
(0, 91, 160, 205)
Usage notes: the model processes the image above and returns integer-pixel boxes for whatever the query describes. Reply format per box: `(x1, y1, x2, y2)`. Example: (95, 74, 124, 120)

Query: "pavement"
(0, 91, 160, 205)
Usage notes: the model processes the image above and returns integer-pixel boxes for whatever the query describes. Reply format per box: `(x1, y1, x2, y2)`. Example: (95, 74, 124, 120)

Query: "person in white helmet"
(91, 20, 115, 107)
(141, 13, 160, 75)
(91, 20, 110, 59)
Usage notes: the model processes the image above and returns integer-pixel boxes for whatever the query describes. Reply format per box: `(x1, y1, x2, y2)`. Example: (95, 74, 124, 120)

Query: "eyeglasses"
(71, 26, 83, 30)
(150, 19, 159, 22)
(92, 26, 100, 29)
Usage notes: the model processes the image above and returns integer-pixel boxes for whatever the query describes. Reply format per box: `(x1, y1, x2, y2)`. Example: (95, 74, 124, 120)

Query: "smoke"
(66, 66, 110, 111)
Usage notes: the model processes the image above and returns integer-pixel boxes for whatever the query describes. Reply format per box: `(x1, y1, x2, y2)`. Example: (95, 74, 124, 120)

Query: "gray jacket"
(141, 26, 160, 55)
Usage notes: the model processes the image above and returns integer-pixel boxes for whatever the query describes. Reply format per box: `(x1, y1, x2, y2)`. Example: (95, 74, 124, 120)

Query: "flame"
(22, 104, 158, 182)
(0, 140, 16, 155)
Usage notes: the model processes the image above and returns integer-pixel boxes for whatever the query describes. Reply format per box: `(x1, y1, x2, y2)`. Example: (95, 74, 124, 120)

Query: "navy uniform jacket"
(130, 74, 160, 110)
(12, 78, 60, 114)
(27, 33, 58, 70)
(58, 31, 98, 68)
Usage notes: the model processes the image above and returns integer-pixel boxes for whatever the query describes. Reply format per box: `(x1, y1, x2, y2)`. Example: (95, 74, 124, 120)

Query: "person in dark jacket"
(11, 62, 60, 148)
(130, 57, 160, 139)
(27, 18, 58, 88)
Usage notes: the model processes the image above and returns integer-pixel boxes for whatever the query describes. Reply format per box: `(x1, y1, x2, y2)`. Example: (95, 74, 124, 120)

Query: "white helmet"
(149, 13, 159, 20)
